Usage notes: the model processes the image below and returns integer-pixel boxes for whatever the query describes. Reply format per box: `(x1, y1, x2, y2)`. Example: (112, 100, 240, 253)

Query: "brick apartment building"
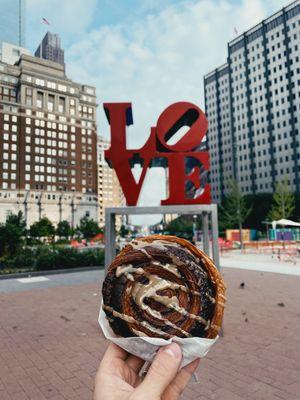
(0, 54, 98, 227)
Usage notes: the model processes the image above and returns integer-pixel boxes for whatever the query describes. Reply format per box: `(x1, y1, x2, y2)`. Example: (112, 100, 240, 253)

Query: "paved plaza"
(221, 250, 300, 275)
(0, 266, 299, 400)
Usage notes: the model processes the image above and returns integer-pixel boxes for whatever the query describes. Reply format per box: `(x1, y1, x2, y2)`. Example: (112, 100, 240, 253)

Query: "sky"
(26, 0, 291, 225)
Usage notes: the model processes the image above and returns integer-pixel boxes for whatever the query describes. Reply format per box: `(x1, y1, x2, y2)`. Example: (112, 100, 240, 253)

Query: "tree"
(29, 217, 55, 240)
(243, 193, 273, 231)
(267, 178, 295, 221)
(56, 220, 71, 239)
(164, 215, 196, 240)
(6, 211, 26, 234)
(220, 179, 251, 249)
(0, 211, 26, 257)
(78, 216, 101, 239)
(293, 193, 300, 222)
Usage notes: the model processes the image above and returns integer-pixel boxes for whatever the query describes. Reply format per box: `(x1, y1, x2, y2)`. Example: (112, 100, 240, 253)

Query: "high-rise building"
(35, 32, 64, 66)
(0, 54, 98, 227)
(0, 0, 26, 48)
(97, 138, 125, 229)
(204, 0, 300, 203)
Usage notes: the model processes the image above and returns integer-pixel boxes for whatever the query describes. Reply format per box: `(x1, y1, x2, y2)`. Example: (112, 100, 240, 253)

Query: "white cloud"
(64, 0, 290, 225)
(26, 0, 97, 50)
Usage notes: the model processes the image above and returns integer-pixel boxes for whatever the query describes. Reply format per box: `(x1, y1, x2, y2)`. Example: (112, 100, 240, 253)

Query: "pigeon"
(240, 282, 245, 288)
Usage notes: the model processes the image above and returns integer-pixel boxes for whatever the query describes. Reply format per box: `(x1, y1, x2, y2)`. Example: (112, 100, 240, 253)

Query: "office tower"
(0, 0, 26, 47)
(204, 0, 300, 202)
(0, 54, 98, 227)
(35, 32, 65, 66)
(97, 138, 125, 229)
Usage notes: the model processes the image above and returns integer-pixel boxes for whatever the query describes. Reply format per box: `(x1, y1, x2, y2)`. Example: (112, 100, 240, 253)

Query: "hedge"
(0, 246, 104, 274)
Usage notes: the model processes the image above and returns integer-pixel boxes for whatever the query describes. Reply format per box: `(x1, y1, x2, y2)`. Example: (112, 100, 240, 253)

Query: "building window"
(48, 94, 55, 112)
(58, 97, 65, 113)
(26, 88, 32, 106)
(37, 91, 44, 108)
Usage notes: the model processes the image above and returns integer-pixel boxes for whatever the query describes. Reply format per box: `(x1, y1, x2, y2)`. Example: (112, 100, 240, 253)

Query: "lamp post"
(70, 193, 75, 229)
(233, 142, 244, 250)
(193, 214, 197, 243)
(37, 192, 43, 220)
(58, 191, 63, 223)
(23, 190, 29, 227)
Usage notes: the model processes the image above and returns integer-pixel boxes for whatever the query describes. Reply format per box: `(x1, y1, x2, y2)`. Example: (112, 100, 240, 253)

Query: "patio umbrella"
(271, 219, 300, 229)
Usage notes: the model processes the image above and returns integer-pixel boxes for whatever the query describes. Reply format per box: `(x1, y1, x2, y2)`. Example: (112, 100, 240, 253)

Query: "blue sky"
(25, 0, 291, 137)
(26, 0, 292, 224)
(27, 0, 189, 51)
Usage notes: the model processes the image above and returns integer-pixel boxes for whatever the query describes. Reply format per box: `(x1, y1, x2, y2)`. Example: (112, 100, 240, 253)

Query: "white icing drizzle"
(132, 274, 182, 309)
(131, 239, 199, 263)
(148, 294, 210, 330)
(116, 265, 144, 277)
(108, 239, 217, 336)
(141, 303, 192, 337)
(116, 265, 144, 282)
(131, 328, 150, 337)
(116, 264, 201, 297)
(168, 303, 210, 328)
(190, 261, 208, 278)
(140, 248, 152, 258)
(131, 273, 210, 330)
(103, 305, 170, 337)
(151, 260, 181, 277)
(204, 320, 211, 331)
(207, 294, 216, 304)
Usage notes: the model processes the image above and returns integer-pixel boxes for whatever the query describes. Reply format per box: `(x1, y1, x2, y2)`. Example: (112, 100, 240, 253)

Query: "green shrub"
(55, 247, 80, 269)
(0, 245, 104, 274)
(35, 246, 56, 270)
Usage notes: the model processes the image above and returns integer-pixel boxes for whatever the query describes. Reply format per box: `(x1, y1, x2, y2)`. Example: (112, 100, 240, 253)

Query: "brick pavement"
(0, 268, 299, 399)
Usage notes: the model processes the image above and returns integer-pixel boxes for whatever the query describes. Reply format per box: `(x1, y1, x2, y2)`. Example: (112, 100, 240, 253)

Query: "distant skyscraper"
(0, 0, 26, 47)
(97, 138, 125, 229)
(35, 32, 65, 66)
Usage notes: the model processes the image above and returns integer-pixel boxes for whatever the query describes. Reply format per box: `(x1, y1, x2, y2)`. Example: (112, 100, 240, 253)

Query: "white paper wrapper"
(98, 303, 218, 367)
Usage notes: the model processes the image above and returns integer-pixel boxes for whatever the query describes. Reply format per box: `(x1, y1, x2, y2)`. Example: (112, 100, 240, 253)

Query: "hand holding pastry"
(96, 235, 226, 399)
(94, 342, 200, 400)
(102, 235, 226, 340)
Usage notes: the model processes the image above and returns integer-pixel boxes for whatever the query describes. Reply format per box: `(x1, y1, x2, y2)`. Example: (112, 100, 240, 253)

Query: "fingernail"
(163, 343, 182, 359)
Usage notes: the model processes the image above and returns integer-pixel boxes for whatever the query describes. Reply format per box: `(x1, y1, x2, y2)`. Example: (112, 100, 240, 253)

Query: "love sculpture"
(104, 101, 211, 206)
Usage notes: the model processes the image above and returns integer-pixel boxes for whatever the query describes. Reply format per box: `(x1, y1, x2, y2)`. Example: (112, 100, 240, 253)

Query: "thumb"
(134, 343, 182, 398)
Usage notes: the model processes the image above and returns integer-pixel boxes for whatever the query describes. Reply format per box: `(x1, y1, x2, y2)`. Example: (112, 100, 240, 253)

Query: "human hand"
(94, 342, 200, 400)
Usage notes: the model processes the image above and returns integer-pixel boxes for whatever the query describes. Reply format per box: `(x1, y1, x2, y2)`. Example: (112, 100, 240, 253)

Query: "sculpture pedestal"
(104, 204, 220, 271)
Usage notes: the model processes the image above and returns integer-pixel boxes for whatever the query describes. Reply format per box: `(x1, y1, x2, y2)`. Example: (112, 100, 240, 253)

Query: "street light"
(193, 214, 197, 243)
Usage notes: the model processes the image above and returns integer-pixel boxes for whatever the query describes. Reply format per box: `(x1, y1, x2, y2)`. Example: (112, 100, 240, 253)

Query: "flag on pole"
(234, 26, 238, 35)
(42, 17, 50, 25)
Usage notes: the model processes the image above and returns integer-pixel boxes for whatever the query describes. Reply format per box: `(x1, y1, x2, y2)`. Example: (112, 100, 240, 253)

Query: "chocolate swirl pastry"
(102, 235, 226, 339)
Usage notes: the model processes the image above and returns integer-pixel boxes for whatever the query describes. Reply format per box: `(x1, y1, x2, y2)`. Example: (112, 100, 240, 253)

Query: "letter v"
(103, 103, 155, 206)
